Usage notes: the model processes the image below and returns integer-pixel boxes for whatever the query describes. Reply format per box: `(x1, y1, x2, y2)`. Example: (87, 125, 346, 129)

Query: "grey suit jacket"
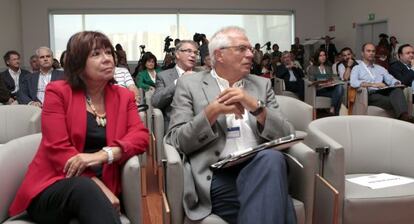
(151, 67, 179, 129)
(166, 70, 294, 220)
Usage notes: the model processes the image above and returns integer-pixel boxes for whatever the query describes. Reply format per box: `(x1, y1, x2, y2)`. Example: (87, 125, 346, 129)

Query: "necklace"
(86, 95, 106, 127)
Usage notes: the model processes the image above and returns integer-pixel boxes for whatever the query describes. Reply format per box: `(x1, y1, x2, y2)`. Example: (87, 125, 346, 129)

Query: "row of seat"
(274, 77, 413, 117)
(3, 95, 414, 224)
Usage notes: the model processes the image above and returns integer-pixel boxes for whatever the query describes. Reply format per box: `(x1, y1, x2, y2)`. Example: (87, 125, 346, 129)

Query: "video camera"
(164, 36, 174, 53)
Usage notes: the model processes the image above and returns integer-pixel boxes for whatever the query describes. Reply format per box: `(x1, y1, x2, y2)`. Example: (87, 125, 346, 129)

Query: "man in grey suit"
(151, 40, 198, 130)
(167, 27, 296, 224)
(19, 47, 64, 107)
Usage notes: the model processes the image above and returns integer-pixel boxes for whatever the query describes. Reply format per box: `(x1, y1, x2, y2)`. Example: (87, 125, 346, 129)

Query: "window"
(50, 12, 294, 63)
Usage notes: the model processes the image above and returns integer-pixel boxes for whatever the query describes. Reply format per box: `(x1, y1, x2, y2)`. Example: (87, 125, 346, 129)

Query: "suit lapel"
(201, 73, 227, 134)
(71, 88, 87, 152)
(243, 77, 259, 129)
(32, 73, 40, 100)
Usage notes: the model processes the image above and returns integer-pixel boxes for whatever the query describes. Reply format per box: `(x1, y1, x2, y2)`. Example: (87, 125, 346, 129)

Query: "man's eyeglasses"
(220, 45, 254, 53)
(178, 49, 199, 55)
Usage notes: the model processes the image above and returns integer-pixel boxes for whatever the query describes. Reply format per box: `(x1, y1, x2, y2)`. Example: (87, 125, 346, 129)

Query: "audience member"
(320, 35, 338, 64)
(9, 31, 149, 223)
(291, 37, 305, 67)
(29, 55, 40, 73)
(166, 26, 296, 224)
(275, 51, 305, 100)
(376, 33, 391, 69)
(337, 47, 358, 81)
(59, 50, 67, 68)
(115, 43, 129, 69)
(308, 49, 344, 115)
(161, 53, 175, 70)
(1, 50, 31, 104)
(252, 43, 264, 66)
(136, 52, 161, 92)
(113, 59, 141, 103)
(389, 44, 414, 92)
(271, 43, 282, 61)
(18, 47, 64, 107)
(152, 40, 197, 130)
(389, 36, 400, 63)
(350, 43, 413, 122)
(0, 76, 10, 104)
(199, 34, 209, 65)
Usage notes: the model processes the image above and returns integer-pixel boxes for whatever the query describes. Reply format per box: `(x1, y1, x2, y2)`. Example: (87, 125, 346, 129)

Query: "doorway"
(355, 20, 388, 54)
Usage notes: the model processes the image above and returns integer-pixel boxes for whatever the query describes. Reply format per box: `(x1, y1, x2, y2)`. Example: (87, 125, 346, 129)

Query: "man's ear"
(214, 49, 223, 63)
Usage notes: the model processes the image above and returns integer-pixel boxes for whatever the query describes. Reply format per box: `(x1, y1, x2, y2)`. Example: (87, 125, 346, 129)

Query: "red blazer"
(9, 80, 149, 216)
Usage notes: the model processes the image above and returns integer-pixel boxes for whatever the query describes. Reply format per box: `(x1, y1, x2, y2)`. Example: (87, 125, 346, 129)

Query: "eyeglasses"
(178, 49, 199, 55)
(220, 45, 254, 53)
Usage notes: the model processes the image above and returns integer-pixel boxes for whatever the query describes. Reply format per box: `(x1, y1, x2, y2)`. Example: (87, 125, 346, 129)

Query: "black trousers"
(210, 150, 296, 224)
(285, 80, 305, 101)
(368, 88, 408, 117)
(27, 176, 121, 224)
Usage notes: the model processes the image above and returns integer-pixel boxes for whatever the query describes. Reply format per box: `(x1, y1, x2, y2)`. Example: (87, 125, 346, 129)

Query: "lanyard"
(361, 62, 375, 80)
(318, 66, 326, 74)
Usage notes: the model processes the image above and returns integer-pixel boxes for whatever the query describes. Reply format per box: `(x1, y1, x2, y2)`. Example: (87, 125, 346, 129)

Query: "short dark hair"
(3, 50, 20, 66)
(340, 47, 353, 54)
(141, 52, 158, 69)
(398, 44, 412, 55)
(313, 49, 329, 66)
(65, 31, 116, 90)
(361, 43, 375, 52)
(59, 50, 67, 68)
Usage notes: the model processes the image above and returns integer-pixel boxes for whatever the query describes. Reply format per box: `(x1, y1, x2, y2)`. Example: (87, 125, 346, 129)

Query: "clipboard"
(210, 134, 303, 170)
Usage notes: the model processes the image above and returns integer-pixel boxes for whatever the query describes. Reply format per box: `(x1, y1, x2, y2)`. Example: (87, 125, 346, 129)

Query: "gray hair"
(174, 40, 198, 56)
(208, 26, 247, 66)
(35, 46, 53, 57)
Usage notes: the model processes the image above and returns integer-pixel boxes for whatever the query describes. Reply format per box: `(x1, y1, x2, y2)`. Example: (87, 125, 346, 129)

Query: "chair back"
(308, 116, 414, 176)
(0, 134, 41, 222)
(0, 105, 41, 144)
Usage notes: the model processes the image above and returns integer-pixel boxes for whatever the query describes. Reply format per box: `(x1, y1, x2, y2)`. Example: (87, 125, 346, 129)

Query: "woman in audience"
(308, 49, 344, 115)
(9, 31, 149, 223)
(136, 52, 160, 92)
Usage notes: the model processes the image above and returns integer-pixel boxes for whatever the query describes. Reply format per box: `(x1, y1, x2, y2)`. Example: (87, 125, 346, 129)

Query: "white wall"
(326, 0, 414, 55)
(10, 0, 326, 67)
(0, 0, 22, 69)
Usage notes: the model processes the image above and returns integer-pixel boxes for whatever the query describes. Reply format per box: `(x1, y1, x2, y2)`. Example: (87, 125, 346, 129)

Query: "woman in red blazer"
(9, 31, 149, 223)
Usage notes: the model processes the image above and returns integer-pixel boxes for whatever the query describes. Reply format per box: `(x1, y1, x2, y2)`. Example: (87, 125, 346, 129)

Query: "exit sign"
(368, 13, 375, 21)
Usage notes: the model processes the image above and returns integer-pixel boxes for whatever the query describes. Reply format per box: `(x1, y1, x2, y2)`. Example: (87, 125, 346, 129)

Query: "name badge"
(227, 126, 241, 139)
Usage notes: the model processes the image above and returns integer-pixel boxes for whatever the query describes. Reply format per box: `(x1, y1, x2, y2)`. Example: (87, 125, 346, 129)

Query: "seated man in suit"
(350, 43, 413, 122)
(275, 51, 305, 100)
(151, 40, 197, 130)
(1, 50, 31, 104)
(0, 75, 10, 104)
(18, 47, 64, 107)
(389, 44, 414, 98)
(167, 26, 296, 224)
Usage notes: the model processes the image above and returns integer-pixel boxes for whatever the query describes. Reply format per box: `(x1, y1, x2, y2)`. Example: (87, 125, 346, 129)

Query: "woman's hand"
(91, 177, 121, 213)
(64, 151, 107, 178)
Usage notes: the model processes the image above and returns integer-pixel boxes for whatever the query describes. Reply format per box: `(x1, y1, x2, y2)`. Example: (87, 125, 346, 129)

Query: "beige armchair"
(274, 77, 300, 99)
(163, 138, 317, 224)
(305, 116, 414, 224)
(276, 95, 313, 138)
(1, 134, 142, 224)
(350, 87, 412, 117)
(304, 78, 332, 113)
(0, 105, 41, 144)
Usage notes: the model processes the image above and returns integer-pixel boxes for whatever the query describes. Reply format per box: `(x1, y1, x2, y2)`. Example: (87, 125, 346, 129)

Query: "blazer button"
(206, 175, 211, 181)
(214, 151, 220, 156)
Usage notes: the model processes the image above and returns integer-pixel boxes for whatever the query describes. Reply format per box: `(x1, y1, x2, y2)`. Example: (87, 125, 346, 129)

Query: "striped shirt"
(114, 67, 135, 88)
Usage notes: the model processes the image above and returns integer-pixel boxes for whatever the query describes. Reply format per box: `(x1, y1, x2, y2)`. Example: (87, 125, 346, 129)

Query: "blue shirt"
(350, 60, 400, 91)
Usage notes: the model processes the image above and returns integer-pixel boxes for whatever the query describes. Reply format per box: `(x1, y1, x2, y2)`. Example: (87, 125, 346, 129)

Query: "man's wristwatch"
(250, 100, 265, 116)
(102, 147, 114, 164)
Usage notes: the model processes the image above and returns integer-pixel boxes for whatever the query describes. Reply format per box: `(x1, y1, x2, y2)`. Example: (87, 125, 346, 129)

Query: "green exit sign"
(368, 13, 375, 21)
